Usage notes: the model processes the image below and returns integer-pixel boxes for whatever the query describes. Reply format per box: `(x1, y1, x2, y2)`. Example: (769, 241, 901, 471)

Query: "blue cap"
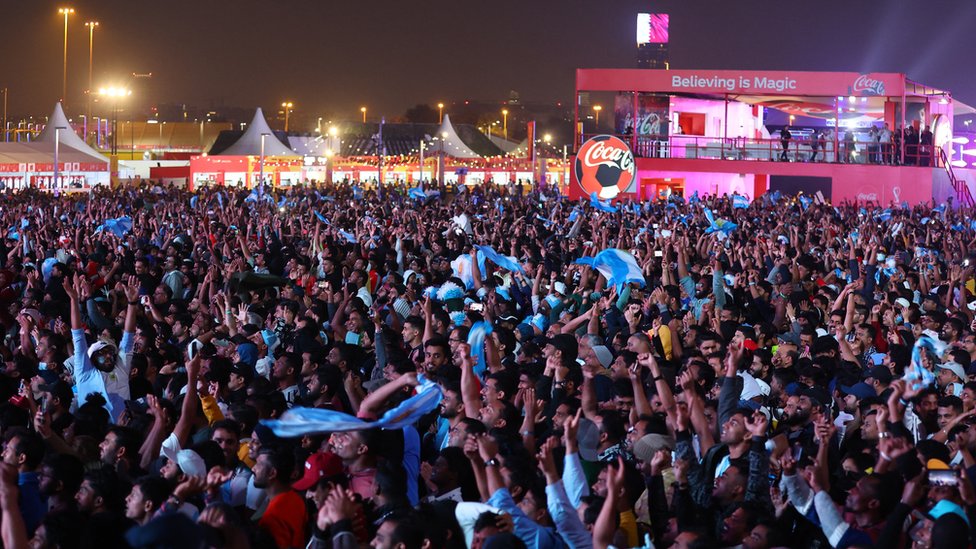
(840, 382, 877, 400)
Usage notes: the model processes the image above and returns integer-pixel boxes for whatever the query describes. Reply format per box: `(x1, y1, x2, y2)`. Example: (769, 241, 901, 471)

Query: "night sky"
(3, 0, 976, 124)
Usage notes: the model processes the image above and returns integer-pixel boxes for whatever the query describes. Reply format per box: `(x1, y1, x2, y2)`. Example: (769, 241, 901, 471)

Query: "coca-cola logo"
(574, 135, 636, 199)
(851, 74, 886, 96)
(635, 113, 664, 136)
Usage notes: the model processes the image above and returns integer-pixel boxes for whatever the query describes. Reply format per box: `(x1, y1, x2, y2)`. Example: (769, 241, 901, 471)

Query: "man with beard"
(210, 419, 252, 509)
(272, 352, 302, 408)
(38, 453, 84, 514)
(75, 467, 133, 549)
(303, 364, 343, 410)
(1, 427, 46, 534)
(422, 338, 451, 376)
(776, 392, 821, 460)
(433, 379, 466, 451)
(253, 447, 306, 549)
(674, 405, 771, 544)
(158, 443, 210, 518)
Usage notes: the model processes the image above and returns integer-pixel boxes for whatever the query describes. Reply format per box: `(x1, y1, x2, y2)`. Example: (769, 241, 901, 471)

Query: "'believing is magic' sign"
(671, 74, 797, 92)
(576, 69, 905, 98)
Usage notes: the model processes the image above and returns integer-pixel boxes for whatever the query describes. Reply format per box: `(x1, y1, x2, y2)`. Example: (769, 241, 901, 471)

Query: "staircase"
(940, 147, 975, 207)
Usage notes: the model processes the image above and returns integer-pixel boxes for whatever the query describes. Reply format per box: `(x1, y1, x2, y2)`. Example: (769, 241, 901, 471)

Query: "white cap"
(739, 372, 763, 401)
(554, 281, 567, 295)
(895, 298, 911, 309)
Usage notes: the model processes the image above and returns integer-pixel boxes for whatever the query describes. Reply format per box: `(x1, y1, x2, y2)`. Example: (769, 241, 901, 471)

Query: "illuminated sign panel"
(637, 13, 669, 44)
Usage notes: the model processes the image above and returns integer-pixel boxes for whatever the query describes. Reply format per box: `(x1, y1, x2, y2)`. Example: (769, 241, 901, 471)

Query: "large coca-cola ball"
(574, 135, 635, 199)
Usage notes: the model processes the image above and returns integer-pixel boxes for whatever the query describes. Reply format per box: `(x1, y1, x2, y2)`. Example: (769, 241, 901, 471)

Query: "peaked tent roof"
(488, 135, 519, 154)
(219, 108, 296, 156)
(433, 114, 481, 159)
(35, 103, 108, 163)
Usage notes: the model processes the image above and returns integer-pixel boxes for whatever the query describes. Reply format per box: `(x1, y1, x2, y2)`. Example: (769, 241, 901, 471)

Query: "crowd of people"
(0, 181, 972, 549)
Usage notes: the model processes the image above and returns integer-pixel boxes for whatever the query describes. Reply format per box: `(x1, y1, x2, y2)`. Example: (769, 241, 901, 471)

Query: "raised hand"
(536, 439, 559, 481)
(563, 408, 581, 453)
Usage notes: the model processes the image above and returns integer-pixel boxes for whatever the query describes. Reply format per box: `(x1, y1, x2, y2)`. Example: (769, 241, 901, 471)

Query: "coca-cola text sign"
(575, 135, 635, 199)
(849, 74, 886, 96)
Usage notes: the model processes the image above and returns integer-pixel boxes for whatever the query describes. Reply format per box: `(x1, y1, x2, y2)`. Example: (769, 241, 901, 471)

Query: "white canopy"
(433, 114, 481, 159)
(488, 134, 519, 154)
(35, 102, 108, 163)
(220, 108, 296, 156)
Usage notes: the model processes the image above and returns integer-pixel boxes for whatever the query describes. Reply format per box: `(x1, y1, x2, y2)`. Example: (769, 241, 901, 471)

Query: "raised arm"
(358, 373, 418, 419)
(172, 355, 202, 448)
(459, 349, 482, 420)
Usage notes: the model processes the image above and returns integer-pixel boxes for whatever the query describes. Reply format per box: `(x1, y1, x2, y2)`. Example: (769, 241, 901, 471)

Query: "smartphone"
(469, 303, 484, 312)
(928, 470, 958, 487)
(654, 250, 663, 258)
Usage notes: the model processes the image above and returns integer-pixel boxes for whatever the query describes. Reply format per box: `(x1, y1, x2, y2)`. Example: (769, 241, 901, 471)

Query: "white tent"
(488, 134, 519, 154)
(220, 108, 295, 156)
(35, 102, 108, 163)
(433, 114, 481, 159)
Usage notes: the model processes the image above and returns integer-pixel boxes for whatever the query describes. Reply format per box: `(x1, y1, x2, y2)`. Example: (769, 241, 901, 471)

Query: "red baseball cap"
(292, 452, 343, 491)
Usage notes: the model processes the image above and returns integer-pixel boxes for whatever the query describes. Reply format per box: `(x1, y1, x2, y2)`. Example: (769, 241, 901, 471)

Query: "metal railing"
(940, 147, 975, 207)
(581, 133, 943, 167)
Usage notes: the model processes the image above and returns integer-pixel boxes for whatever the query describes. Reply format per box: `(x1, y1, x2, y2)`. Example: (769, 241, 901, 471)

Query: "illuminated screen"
(637, 13, 669, 44)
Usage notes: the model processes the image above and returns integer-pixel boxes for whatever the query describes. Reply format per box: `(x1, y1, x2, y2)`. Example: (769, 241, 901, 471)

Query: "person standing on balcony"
(920, 124, 934, 167)
(904, 126, 919, 165)
(880, 123, 893, 164)
(843, 129, 855, 163)
(809, 130, 820, 162)
(779, 126, 792, 161)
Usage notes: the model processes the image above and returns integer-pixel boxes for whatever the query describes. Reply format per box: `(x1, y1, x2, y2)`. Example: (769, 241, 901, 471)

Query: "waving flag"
(904, 335, 945, 392)
(41, 257, 58, 284)
(732, 194, 750, 209)
(337, 230, 357, 243)
(575, 248, 645, 290)
(467, 321, 493, 378)
(95, 216, 133, 238)
(590, 192, 618, 213)
(314, 212, 331, 225)
(408, 187, 429, 201)
(702, 208, 737, 235)
(190, 196, 199, 209)
(244, 184, 274, 204)
(451, 250, 488, 289)
(475, 245, 524, 274)
(535, 215, 555, 226)
(261, 376, 443, 437)
(798, 195, 813, 210)
(568, 208, 580, 223)
(216, 192, 224, 208)
(877, 209, 892, 222)
(688, 190, 701, 204)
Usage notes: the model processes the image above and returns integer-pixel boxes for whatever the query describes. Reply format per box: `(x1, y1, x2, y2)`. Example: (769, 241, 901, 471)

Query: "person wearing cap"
(937, 361, 967, 394)
(292, 451, 344, 499)
(863, 365, 892, 395)
(63, 272, 139, 422)
(839, 382, 877, 414)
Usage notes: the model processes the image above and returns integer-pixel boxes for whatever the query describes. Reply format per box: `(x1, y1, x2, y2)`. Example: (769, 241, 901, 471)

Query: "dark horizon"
(2, 0, 976, 127)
